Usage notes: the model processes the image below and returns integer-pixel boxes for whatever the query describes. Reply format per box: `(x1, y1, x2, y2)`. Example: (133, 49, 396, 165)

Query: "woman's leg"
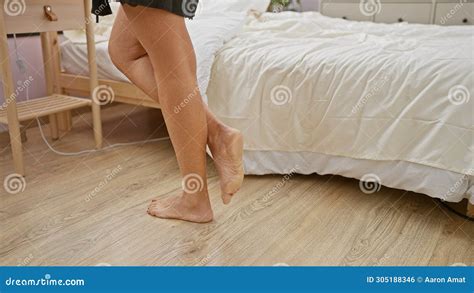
(108, 7, 158, 102)
(111, 5, 212, 222)
(109, 6, 244, 206)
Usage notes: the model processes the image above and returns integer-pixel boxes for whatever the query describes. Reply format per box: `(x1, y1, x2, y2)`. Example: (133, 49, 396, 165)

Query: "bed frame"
(59, 73, 160, 109)
(14, 1, 473, 217)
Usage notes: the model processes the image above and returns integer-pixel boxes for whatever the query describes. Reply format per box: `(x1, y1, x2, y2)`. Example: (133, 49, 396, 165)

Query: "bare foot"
(148, 192, 213, 223)
(208, 125, 244, 205)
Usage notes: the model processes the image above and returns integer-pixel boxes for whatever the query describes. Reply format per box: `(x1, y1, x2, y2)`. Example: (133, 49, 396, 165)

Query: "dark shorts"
(120, 0, 199, 18)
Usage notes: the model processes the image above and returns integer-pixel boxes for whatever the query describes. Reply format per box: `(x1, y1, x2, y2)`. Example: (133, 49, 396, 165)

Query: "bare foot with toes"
(147, 192, 213, 223)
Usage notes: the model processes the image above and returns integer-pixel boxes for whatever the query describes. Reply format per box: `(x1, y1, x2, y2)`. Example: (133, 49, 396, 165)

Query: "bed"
(207, 11, 474, 205)
(57, 2, 474, 214)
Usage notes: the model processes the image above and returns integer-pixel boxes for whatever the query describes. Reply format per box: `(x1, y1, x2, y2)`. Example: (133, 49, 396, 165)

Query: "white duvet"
(207, 12, 474, 176)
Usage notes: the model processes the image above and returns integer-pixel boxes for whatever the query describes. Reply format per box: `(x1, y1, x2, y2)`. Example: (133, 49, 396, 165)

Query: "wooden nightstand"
(0, 0, 103, 176)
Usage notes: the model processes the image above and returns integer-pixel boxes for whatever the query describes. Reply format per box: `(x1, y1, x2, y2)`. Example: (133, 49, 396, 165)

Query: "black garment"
(91, 0, 113, 22)
(91, 0, 199, 22)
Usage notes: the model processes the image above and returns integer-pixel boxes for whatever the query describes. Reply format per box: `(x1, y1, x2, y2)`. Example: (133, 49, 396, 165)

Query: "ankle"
(209, 123, 238, 143)
(182, 191, 210, 206)
(208, 121, 223, 142)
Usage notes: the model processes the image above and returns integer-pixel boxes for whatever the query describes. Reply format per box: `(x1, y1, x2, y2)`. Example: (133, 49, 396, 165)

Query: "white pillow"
(196, 0, 270, 15)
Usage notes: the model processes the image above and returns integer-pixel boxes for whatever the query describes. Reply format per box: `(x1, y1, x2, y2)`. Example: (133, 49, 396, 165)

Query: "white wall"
(0, 36, 46, 132)
(300, 0, 320, 11)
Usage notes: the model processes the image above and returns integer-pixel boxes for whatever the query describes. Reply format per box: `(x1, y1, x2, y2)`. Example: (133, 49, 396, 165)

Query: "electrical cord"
(13, 33, 170, 157)
(36, 119, 170, 156)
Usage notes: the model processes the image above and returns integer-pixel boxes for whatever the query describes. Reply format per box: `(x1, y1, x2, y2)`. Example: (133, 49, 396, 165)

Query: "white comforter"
(208, 12, 474, 176)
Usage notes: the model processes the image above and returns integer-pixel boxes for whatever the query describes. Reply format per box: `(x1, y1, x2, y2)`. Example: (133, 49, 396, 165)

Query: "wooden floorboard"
(1, 104, 472, 266)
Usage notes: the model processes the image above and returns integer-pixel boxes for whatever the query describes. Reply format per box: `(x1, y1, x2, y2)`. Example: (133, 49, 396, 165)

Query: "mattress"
(61, 38, 128, 82)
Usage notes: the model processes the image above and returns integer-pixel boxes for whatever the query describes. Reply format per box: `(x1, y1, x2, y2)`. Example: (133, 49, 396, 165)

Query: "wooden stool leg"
(1, 11, 25, 175)
(65, 110, 72, 131)
(41, 31, 73, 135)
(7, 112, 25, 176)
(84, 0, 103, 149)
(49, 114, 59, 140)
(92, 103, 103, 148)
(57, 111, 72, 132)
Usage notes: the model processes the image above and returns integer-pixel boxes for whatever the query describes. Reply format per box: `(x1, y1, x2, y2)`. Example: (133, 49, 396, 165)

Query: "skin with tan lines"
(108, 5, 244, 223)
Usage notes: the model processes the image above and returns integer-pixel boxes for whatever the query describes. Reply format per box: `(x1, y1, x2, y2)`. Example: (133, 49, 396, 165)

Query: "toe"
(222, 193, 233, 205)
(147, 201, 161, 215)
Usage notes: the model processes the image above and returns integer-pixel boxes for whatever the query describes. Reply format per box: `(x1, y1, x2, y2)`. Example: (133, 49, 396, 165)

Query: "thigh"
(120, 4, 196, 79)
(109, 6, 147, 61)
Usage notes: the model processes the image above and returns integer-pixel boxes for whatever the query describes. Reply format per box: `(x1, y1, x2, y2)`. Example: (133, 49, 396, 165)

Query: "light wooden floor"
(1, 104, 473, 266)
